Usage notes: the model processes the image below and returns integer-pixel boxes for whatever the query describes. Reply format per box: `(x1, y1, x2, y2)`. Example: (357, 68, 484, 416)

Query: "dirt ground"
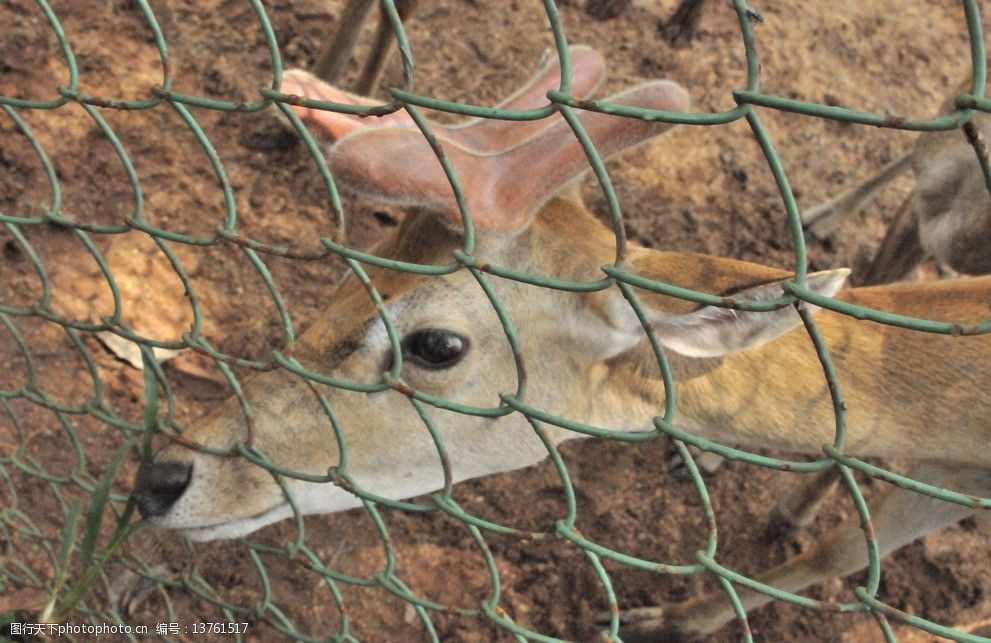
(2, 0, 990, 641)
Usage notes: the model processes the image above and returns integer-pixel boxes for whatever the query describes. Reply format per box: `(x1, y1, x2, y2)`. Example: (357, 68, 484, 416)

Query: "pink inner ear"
(329, 80, 691, 233)
(279, 44, 605, 149)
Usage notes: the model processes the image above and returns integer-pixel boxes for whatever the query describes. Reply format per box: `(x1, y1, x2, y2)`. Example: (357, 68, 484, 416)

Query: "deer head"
(133, 47, 848, 540)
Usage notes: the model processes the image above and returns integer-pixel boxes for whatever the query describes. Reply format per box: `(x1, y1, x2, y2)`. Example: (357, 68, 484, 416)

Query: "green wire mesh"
(2, 0, 991, 641)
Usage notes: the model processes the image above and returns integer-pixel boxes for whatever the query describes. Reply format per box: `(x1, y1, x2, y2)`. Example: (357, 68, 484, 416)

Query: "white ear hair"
(648, 269, 850, 358)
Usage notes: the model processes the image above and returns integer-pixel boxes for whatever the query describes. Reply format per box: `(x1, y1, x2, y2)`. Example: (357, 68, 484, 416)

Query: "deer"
(131, 49, 991, 642)
(801, 75, 991, 286)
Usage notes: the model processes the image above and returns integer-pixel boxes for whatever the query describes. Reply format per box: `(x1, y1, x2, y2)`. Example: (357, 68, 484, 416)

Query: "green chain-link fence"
(2, 0, 991, 640)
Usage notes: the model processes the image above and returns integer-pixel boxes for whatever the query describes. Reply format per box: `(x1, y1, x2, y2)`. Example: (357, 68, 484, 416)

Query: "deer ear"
(647, 269, 850, 357)
(595, 260, 849, 359)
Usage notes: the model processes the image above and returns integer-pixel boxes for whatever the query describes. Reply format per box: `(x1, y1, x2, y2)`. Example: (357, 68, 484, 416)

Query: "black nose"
(134, 461, 192, 519)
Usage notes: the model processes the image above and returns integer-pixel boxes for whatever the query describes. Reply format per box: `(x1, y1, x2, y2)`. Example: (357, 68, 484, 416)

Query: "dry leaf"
(95, 331, 180, 370)
(51, 234, 214, 373)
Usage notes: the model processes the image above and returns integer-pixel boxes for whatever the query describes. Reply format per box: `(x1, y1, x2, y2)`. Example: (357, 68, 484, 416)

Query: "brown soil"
(1, 0, 989, 641)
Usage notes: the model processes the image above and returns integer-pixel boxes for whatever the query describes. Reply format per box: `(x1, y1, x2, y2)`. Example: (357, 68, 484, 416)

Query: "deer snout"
(134, 460, 193, 519)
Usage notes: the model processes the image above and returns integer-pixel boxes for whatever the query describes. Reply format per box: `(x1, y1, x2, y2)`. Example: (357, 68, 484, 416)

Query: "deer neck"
(601, 281, 991, 467)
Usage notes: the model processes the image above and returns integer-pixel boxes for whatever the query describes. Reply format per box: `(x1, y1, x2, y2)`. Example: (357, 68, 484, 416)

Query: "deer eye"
(401, 329, 469, 370)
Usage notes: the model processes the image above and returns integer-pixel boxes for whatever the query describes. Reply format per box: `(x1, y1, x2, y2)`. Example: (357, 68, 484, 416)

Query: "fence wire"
(1, 0, 990, 641)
